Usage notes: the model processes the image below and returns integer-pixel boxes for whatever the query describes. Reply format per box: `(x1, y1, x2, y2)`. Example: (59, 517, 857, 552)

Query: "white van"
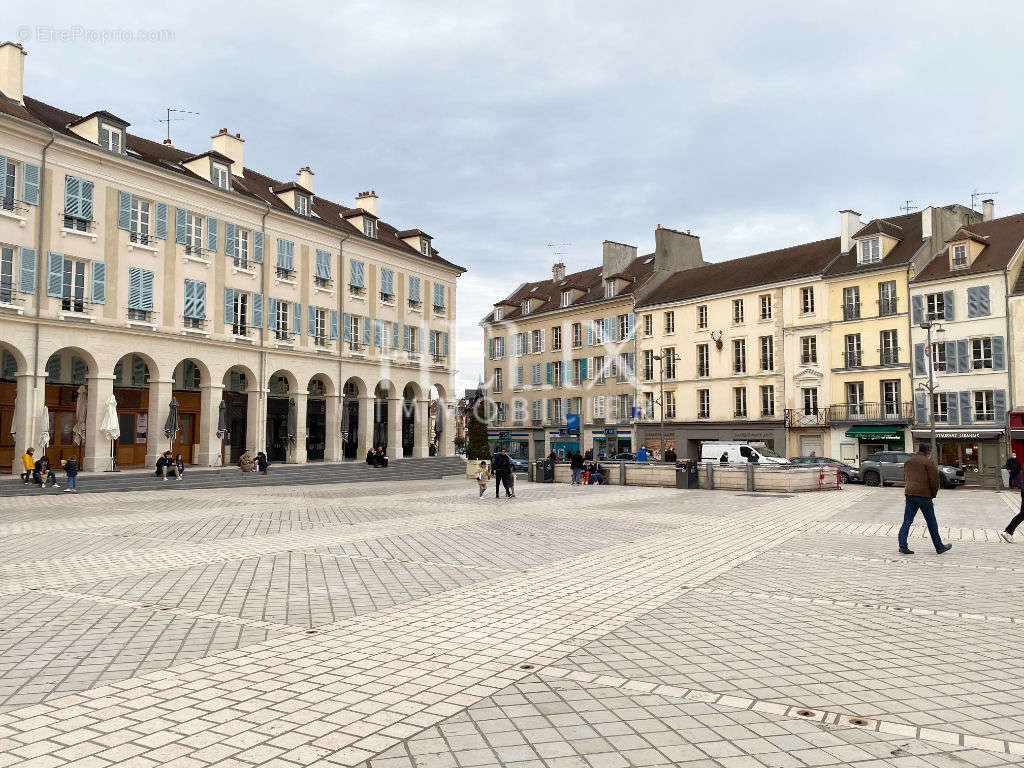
(700, 441, 790, 465)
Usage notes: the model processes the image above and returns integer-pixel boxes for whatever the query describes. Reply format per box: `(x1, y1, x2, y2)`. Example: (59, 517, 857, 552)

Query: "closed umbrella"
(72, 385, 88, 446)
(286, 397, 297, 445)
(163, 396, 180, 443)
(100, 394, 120, 471)
(39, 404, 51, 451)
(340, 397, 350, 437)
(216, 399, 228, 439)
(434, 398, 444, 438)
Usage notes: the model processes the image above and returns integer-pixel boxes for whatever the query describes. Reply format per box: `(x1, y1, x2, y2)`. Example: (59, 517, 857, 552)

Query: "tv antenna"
(971, 189, 997, 210)
(898, 200, 917, 214)
(157, 108, 200, 144)
(547, 242, 572, 261)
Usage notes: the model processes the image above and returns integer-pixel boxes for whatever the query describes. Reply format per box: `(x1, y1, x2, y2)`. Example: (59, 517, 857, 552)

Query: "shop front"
(639, 422, 785, 461)
(487, 429, 533, 459)
(842, 425, 906, 463)
(591, 428, 633, 459)
(912, 427, 1005, 478)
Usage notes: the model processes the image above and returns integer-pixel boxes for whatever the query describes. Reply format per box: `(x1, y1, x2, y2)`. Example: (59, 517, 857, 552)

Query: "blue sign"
(566, 414, 580, 434)
(631, 406, 643, 419)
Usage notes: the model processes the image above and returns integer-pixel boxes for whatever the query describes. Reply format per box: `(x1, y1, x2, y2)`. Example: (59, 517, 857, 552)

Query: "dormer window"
(605, 280, 618, 298)
(211, 162, 231, 191)
(363, 218, 378, 238)
(522, 299, 532, 315)
(420, 237, 430, 255)
(561, 291, 572, 308)
(857, 237, 881, 265)
(494, 307, 504, 321)
(99, 121, 124, 154)
(952, 243, 968, 269)
(295, 193, 310, 217)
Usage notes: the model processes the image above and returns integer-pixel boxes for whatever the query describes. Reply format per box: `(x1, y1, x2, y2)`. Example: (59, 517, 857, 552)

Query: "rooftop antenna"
(547, 242, 572, 262)
(899, 200, 917, 214)
(156, 108, 200, 144)
(971, 189, 998, 211)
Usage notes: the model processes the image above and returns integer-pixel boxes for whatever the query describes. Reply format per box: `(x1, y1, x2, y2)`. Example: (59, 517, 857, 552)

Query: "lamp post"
(652, 351, 681, 460)
(917, 320, 945, 458)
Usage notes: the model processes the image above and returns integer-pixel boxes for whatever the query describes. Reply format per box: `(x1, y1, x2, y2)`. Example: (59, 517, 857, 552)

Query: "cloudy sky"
(11, 1, 1024, 391)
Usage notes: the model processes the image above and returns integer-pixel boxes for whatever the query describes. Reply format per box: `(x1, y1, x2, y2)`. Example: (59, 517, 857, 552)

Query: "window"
(643, 314, 653, 336)
(760, 294, 772, 320)
(882, 380, 901, 417)
(532, 329, 543, 353)
(420, 237, 430, 256)
(698, 389, 710, 418)
(232, 291, 248, 336)
(732, 299, 744, 325)
(617, 313, 630, 341)
(665, 390, 676, 419)
(932, 393, 949, 423)
(363, 217, 378, 238)
(493, 368, 502, 393)
(880, 330, 899, 365)
(130, 198, 151, 244)
(408, 326, 419, 354)
(846, 382, 865, 415)
(760, 385, 775, 416)
(664, 348, 676, 379)
(513, 400, 524, 423)
(61, 258, 87, 313)
(512, 365, 522, 390)
(496, 402, 506, 424)
(759, 336, 774, 371)
(379, 268, 395, 302)
(348, 315, 362, 349)
(521, 300, 532, 315)
(295, 193, 310, 216)
(571, 322, 582, 348)
(800, 336, 817, 365)
(925, 292, 944, 321)
(844, 333, 862, 367)
(312, 307, 328, 345)
(696, 343, 710, 378)
(733, 339, 746, 373)
(643, 392, 655, 419)
(643, 350, 655, 381)
(551, 361, 563, 387)
(858, 237, 881, 264)
(63, 175, 94, 230)
(952, 243, 968, 268)
(572, 358, 584, 385)
(532, 363, 542, 386)
(697, 305, 708, 329)
(274, 299, 289, 340)
(931, 341, 946, 373)
(493, 307, 503, 321)
(594, 356, 605, 383)
(664, 311, 675, 334)
(349, 260, 365, 294)
(212, 162, 230, 191)
(494, 336, 505, 358)
(842, 286, 860, 320)
(0, 247, 13, 303)
(232, 228, 250, 269)
(972, 337, 993, 369)
(551, 397, 564, 423)
(1, 159, 15, 212)
(800, 286, 815, 314)
(99, 122, 123, 153)
(802, 387, 818, 416)
(185, 212, 203, 256)
(552, 326, 562, 351)
(605, 280, 617, 298)
(561, 291, 571, 308)
(734, 387, 747, 417)
(878, 281, 898, 316)
(433, 283, 446, 311)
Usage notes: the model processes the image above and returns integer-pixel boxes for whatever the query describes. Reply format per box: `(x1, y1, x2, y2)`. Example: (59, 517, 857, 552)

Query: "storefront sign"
(912, 430, 1002, 440)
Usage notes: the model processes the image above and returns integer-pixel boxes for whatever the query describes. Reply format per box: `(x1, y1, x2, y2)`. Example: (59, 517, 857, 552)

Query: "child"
(63, 457, 78, 492)
(476, 462, 489, 498)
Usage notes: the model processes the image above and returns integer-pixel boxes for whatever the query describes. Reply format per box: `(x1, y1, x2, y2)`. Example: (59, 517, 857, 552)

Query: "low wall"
(539, 461, 842, 492)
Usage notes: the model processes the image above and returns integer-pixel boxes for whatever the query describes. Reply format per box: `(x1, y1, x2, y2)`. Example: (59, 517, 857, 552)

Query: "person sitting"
(374, 446, 389, 468)
(581, 465, 591, 485)
(155, 451, 182, 481)
(239, 450, 255, 473)
(366, 449, 376, 466)
(588, 461, 606, 485)
(256, 451, 269, 474)
(37, 455, 59, 488)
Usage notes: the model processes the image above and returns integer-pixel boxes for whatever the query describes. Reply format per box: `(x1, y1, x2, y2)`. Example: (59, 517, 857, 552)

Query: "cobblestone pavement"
(1, 478, 1023, 767)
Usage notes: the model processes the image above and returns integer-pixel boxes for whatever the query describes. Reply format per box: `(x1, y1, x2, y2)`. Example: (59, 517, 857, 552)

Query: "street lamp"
(652, 351, 681, 460)
(917, 320, 945, 458)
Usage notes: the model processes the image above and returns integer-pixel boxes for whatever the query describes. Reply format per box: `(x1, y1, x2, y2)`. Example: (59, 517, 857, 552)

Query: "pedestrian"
(155, 450, 182, 481)
(636, 446, 649, 463)
(239, 450, 255, 473)
(63, 457, 78, 492)
(174, 453, 186, 477)
(21, 448, 35, 485)
(547, 449, 557, 464)
(719, 450, 729, 464)
(491, 447, 514, 498)
(476, 461, 489, 498)
(37, 455, 59, 488)
(256, 451, 269, 474)
(1005, 453, 1021, 489)
(570, 450, 584, 485)
(898, 443, 952, 555)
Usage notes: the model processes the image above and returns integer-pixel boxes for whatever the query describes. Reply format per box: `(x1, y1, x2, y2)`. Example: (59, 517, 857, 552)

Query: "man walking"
(898, 443, 952, 555)
(1006, 453, 1021, 489)
(491, 447, 514, 498)
(570, 450, 584, 484)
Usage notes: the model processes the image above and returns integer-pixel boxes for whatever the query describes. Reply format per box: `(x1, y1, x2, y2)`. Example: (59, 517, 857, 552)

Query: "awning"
(844, 426, 904, 439)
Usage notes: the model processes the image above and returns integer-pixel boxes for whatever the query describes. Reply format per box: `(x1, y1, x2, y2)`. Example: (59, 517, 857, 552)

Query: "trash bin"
(536, 459, 554, 483)
(676, 459, 698, 489)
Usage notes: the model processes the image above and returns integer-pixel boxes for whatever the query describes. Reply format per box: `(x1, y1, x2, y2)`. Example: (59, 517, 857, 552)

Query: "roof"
(69, 109, 129, 128)
(484, 255, 657, 323)
(946, 226, 990, 246)
(637, 236, 840, 308)
(824, 211, 923, 277)
(852, 218, 904, 240)
(909, 213, 1024, 286)
(0, 94, 464, 273)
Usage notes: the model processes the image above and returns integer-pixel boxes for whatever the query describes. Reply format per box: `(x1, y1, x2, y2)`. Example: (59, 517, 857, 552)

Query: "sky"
(9, 0, 1024, 392)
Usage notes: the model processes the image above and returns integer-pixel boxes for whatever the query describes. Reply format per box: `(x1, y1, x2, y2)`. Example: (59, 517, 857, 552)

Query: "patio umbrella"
(340, 397, 350, 437)
(38, 404, 51, 451)
(433, 398, 444, 438)
(216, 399, 228, 440)
(100, 394, 120, 471)
(163, 397, 180, 442)
(72, 385, 88, 446)
(286, 397, 297, 445)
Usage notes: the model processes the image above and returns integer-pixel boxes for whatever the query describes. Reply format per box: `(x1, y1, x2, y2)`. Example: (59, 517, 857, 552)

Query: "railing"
(127, 308, 152, 322)
(348, 341, 364, 353)
(433, 304, 446, 314)
(183, 316, 206, 330)
(878, 298, 899, 317)
(130, 231, 153, 245)
(314, 336, 329, 347)
(314, 277, 332, 289)
(842, 303, 860, 321)
(879, 349, 900, 366)
(232, 257, 250, 270)
(349, 284, 366, 296)
(828, 401, 914, 423)
(276, 267, 294, 279)
(785, 408, 828, 427)
(274, 329, 292, 342)
(844, 351, 863, 368)
(184, 243, 203, 257)
(1, 198, 28, 215)
(408, 299, 421, 310)
(380, 292, 395, 303)
(62, 214, 93, 232)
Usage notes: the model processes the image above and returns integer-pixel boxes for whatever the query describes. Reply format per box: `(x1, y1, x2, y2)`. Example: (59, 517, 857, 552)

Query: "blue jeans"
(571, 467, 582, 484)
(899, 495, 944, 550)
(66, 475, 77, 490)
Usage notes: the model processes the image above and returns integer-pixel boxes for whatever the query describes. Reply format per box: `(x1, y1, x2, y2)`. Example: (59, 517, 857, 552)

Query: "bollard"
(706, 462, 714, 489)
(746, 462, 755, 491)
(619, 461, 627, 485)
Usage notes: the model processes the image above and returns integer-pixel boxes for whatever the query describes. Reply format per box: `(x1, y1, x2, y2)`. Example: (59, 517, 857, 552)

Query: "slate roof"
(908, 214, 1024, 286)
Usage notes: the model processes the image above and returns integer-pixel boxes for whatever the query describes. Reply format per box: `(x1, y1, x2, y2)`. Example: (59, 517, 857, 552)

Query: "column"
(83, 374, 114, 473)
(196, 384, 224, 467)
(413, 399, 430, 458)
(290, 391, 308, 464)
(246, 387, 263, 455)
(386, 397, 402, 459)
(11, 372, 44, 474)
(324, 394, 342, 463)
(357, 396, 374, 458)
(442, 400, 457, 457)
(145, 378, 174, 467)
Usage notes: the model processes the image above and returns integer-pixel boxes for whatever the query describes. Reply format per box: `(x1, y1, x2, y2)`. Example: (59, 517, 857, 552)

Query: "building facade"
(0, 42, 462, 473)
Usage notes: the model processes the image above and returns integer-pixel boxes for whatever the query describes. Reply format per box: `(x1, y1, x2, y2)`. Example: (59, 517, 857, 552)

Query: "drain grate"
(518, 664, 535, 670)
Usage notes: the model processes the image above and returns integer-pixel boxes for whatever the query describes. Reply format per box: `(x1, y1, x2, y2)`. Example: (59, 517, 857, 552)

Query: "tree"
(465, 393, 491, 461)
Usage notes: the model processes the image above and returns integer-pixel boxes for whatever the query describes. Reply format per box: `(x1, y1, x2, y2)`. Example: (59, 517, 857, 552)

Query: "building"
(0, 42, 463, 473)
(479, 228, 703, 460)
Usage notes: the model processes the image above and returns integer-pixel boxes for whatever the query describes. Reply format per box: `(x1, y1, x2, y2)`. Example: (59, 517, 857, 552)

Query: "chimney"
(602, 241, 637, 280)
(297, 166, 314, 192)
(356, 190, 378, 217)
(839, 209, 863, 254)
(982, 198, 995, 222)
(654, 226, 704, 273)
(552, 262, 566, 282)
(210, 128, 244, 169)
(162, 138, 173, 147)
(0, 41, 27, 105)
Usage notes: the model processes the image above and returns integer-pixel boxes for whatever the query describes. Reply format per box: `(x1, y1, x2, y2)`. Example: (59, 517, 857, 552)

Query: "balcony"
(785, 408, 828, 427)
(828, 401, 914, 424)
(879, 349, 900, 366)
(184, 243, 204, 258)
(130, 231, 154, 246)
(275, 267, 295, 280)
(380, 291, 395, 304)
(408, 299, 422, 310)
(349, 285, 366, 297)
(843, 351, 863, 368)
(842, 303, 861, 321)
(878, 298, 899, 317)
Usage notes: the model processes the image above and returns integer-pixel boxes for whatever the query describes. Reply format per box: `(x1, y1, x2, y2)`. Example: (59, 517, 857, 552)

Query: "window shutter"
(46, 251, 64, 297)
(409, 275, 420, 301)
(966, 287, 979, 318)
(207, 218, 219, 254)
(18, 247, 35, 293)
(943, 290, 954, 320)
(914, 343, 926, 377)
(977, 285, 991, 316)
(308, 305, 316, 336)
(404, 324, 411, 351)
(224, 222, 237, 257)
(959, 391, 973, 424)
(956, 340, 969, 373)
(0, 157, 6, 203)
(141, 269, 153, 310)
(627, 312, 635, 339)
(946, 393, 959, 425)
(80, 180, 94, 220)
(315, 249, 331, 279)
(995, 389, 1007, 423)
(351, 260, 364, 287)
(343, 313, 352, 342)
(392, 322, 400, 349)
(266, 297, 277, 329)
(546, 399, 552, 420)
(224, 287, 235, 324)
(184, 279, 196, 318)
(967, 285, 991, 317)
(546, 362, 552, 384)
(993, 336, 1005, 370)
(911, 295, 924, 324)
(128, 266, 142, 309)
(117, 190, 131, 231)
(253, 230, 264, 263)
(945, 341, 956, 375)
(428, 329, 436, 355)
(252, 293, 263, 328)
(64, 176, 80, 218)
(195, 281, 206, 319)
(175, 207, 187, 244)
(587, 321, 593, 346)
(581, 358, 588, 380)
(914, 391, 927, 425)
(330, 310, 339, 340)
(154, 202, 168, 239)
(91, 261, 105, 304)
(443, 332, 449, 357)
(363, 317, 371, 346)
(292, 302, 301, 334)
(21, 162, 40, 205)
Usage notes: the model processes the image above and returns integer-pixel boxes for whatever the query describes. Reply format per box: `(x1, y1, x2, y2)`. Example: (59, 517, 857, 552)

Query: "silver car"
(859, 451, 965, 489)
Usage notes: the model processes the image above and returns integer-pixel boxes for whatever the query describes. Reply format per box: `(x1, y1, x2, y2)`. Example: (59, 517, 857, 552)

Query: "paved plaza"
(1, 477, 1023, 767)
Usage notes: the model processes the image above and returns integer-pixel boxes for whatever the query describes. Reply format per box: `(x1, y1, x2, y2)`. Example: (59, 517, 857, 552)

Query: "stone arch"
(221, 364, 258, 465)
(44, 346, 100, 383)
(341, 376, 368, 460)
(112, 351, 159, 388)
(171, 357, 211, 392)
(222, 364, 258, 393)
(0, 341, 28, 379)
(39, 346, 101, 467)
(267, 369, 297, 396)
(265, 369, 298, 463)
(342, 375, 368, 399)
(306, 373, 336, 397)
(429, 383, 451, 456)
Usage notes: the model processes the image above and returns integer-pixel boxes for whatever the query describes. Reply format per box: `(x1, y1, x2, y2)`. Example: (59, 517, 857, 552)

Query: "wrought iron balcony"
(842, 303, 861, 321)
(828, 401, 914, 424)
(878, 298, 899, 317)
(785, 408, 828, 427)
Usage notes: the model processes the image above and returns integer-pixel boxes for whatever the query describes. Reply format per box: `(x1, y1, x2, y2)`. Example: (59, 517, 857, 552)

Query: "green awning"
(845, 426, 903, 439)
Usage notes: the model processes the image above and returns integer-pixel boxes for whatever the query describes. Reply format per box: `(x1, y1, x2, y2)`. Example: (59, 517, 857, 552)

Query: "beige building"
(0, 42, 462, 473)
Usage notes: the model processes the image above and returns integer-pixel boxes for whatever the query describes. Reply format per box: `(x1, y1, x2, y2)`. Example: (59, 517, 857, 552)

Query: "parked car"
(789, 456, 860, 484)
(510, 457, 529, 473)
(609, 452, 636, 461)
(700, 442, 790, 465)
(859, 451, 965, 489)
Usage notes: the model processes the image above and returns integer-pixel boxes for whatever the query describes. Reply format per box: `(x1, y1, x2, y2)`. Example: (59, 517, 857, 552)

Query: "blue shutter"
(581, 358, 588, 380)
(252, 293, 263, 327)
(0, 158, 7, 203)
(434, 282, 444, 307)
(91, 261, 105, 304)
(403, 324, 411, 351)
(587, 321, 594, 346)
(392, 321, 400, 349)
(946, 392, 959, 425)
(363, 316, 371, 346)
(224, 222, 237, 258)
(224, 287, 235, 324)
(46, 251, 63, 297)
(64, 176, 80, 218)
(175, 207, 187, 244)
(343, 313, 352, 342)
(154, 202, 168, 239)
(381, 268, 394, 294)
(914, 392, 927, 425)
(18, 247, 35, 293)
(419, 326, 425, 353)
(943, 290, 954, 321)
(266, 297, 277, 329)
(21, 162, 40, 205)
(195, 281, 206, 319)
(993, 336, 1005, 371)
(292, 301, 301, 334)
(80, 180, 94, 220)
(488, 337, 494, 360)
(207, 218, 219, 254)
(117, 190, 131, 231)
(626, 313, 635, 339)
(911, 295, 924, 324)
(546, 362, 552, 384)
(959, 391, 973, 424)
(914, 343, 926, 377)
(967, 286, 991, 317)
(945, 341, 956, 375)
(995, 389, 1007, 423)
(128, 267, 142, 309)
(308, 305, 317, 336)
(253, 230, 264, 263)
(140, 269, 153, 311)
(316, 249, 331, 279)
(429, 330, 436, 355)
(409, 275, 420, 302)
(184, 279, 196, 318)
(956, 340, 969, 373)
(374, 319, 383, 348)
(443, 332, 449, 357)
(351, 260, 364, 287)
(330, 310, 339, 340)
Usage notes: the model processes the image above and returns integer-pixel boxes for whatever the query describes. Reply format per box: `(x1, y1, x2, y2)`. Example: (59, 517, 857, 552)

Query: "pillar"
(290, 391, 308, 464)
(196, 384, 224, 467)
(324, 393, 342, 462)
(440, 400, 457, 457)
(246, 387, 263, 454)
(145, 379, 174, 467)
(83, 374, 114, 473)
(413, 399, 430, 458)
(387, 397, 402, 459)
(357, 396, 374, 458)
(11, 371, 44, 474)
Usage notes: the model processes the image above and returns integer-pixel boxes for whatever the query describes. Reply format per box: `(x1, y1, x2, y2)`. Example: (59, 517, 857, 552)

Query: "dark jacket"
(155, 456, 172, 475)
(904, 453, 940, 498)
(491, 453, 512, 474)
(256, 453, 268, 470)
(64, 458, 78, 477)
(1005, 457, 1021, 473)
(570, 452, 584, 469)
